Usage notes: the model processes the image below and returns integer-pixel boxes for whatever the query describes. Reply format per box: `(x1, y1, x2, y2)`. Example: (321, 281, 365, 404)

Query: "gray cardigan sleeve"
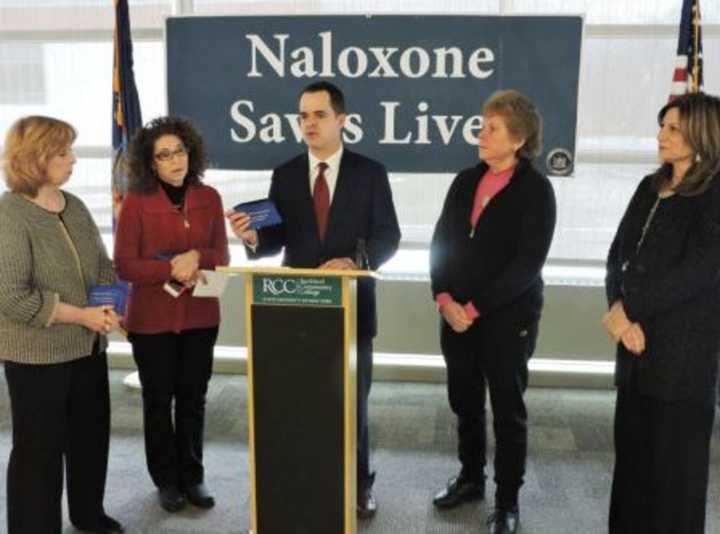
(92, 215, 115, 286)
(0, 210, 59, 328)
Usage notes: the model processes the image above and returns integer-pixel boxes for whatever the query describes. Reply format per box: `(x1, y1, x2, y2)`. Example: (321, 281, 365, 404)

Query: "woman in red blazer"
(114, 117, 230, 513)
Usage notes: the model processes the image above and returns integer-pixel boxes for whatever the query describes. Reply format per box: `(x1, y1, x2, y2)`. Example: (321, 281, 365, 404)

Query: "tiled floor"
(0, 373, 716, 533)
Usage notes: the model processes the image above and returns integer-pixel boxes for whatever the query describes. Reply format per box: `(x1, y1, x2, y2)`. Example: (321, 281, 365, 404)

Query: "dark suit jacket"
(606, 173, 720, 408)
(247, 149, 401, 338)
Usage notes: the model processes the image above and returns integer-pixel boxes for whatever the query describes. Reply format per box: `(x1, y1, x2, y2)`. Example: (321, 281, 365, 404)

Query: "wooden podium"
(219, 266, 377, 534)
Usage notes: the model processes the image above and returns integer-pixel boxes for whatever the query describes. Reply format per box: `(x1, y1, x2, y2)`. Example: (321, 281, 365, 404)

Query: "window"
(0, 42, 45, 105)
(1, 0, 718, 274)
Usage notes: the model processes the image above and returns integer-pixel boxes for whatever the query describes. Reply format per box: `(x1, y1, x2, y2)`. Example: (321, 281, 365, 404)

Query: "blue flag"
(112, 0, 143, 228)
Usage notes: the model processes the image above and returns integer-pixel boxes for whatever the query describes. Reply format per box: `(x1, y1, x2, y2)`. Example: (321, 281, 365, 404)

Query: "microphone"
(355, 238, 369, 270)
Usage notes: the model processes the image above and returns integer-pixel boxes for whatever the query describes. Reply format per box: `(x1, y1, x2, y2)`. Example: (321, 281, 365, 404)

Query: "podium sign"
(220, 266, 376, 534)
(253, 274, 342, 306)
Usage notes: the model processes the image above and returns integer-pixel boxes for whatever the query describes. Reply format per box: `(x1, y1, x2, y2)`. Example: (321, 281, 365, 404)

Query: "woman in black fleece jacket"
(604, 92, 720, 534)
(429, 90, 556, 534)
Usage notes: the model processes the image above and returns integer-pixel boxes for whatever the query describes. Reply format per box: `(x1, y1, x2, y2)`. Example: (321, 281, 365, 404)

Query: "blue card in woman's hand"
(88, 282, 129, 315)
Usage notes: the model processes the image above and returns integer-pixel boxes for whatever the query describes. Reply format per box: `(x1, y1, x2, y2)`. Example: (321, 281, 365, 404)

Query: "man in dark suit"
(227, 81, 401, 518)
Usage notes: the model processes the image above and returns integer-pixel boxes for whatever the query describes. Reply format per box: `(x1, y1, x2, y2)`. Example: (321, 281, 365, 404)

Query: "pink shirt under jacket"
(436, 166, 514, 319)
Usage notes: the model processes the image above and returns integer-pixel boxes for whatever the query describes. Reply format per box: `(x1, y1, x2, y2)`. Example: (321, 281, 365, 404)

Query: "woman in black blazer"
(604, 92, 720, 534)
(429, 90, 556, 534)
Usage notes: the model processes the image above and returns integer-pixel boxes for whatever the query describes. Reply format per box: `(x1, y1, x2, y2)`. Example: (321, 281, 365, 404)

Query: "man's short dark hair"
(301, 81, 346, 114)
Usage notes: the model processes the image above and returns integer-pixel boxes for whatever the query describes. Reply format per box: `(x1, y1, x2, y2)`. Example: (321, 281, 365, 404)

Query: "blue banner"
(167, 15, 582, 175)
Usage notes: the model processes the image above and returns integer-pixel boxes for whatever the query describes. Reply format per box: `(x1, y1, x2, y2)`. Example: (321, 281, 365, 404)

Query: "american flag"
(670, 0, 703, 100)
(111, 0, 143, 228)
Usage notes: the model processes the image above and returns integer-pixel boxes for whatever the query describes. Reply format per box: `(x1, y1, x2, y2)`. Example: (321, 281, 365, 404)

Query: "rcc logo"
(262, 278, 298, 295)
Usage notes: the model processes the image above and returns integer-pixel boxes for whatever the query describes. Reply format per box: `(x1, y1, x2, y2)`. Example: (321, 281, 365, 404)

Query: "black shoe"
(185, 483, 215, 509)
(487, 508, 520, 534)
(158, 485, 187, 513)
(74, 514, 125, 533)
(357, 487, 377, 519)
(432, 475, 485, 509)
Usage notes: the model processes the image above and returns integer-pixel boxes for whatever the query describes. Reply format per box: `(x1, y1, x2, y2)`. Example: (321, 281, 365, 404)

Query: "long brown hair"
(651, 92, 720, 196)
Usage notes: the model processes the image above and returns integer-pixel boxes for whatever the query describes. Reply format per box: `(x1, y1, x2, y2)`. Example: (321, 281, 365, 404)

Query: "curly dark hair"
(127, 116, 208, 193)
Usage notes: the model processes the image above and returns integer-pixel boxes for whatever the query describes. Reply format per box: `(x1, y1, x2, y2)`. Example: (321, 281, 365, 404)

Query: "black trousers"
(4, 349, 111, 534)
(130, 326, 217, 488)
(440, 318, 538, 509)
(357, 335, 373, 489)
(609, 387, 715, 534)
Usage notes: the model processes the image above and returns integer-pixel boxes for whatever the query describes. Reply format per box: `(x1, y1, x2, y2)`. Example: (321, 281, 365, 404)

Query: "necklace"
(636, 197, 660, 253)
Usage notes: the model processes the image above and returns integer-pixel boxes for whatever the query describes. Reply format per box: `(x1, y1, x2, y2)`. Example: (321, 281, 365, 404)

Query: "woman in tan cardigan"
(0, 116, 123, 534)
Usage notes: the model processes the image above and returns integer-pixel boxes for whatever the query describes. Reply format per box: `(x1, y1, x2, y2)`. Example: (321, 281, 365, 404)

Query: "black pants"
(441, 318, 538, 509)
(4, 350, 111, 534)
(130, 327, 217, 488)
(609, 387, 715, 534)
(357, 335, 373, 489)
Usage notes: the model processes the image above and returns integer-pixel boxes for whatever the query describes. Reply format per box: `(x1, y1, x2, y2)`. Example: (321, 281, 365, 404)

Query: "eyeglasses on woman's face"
(154, 145, 188, 163)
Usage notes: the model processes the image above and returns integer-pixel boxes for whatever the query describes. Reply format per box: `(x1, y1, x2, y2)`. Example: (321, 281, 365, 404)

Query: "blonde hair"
(482, 89, 543, 159)
(2, 116, 77, 196)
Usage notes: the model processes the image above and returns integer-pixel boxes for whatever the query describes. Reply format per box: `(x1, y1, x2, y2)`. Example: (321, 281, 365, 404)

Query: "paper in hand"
(193, 270, 230, 298)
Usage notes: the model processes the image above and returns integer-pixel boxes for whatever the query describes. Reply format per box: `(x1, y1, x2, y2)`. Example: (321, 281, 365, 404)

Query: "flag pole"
(112, 0, 144, 391)
(692, 0, 701, 93)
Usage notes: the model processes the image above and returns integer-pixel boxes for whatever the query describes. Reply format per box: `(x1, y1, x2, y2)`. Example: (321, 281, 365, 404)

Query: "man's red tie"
(313, 161, 330, 241)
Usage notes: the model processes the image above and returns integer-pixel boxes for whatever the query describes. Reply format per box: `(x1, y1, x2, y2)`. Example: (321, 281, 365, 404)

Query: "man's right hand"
(225, 209, 258, 246)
